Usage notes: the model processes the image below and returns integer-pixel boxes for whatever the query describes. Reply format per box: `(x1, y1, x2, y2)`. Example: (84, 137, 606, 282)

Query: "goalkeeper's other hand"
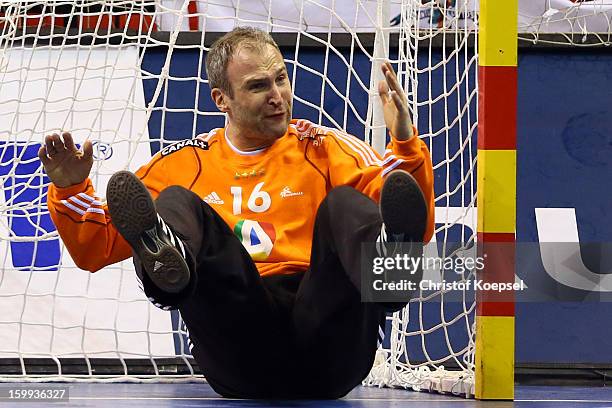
(38, 132, 93, 188)
(378, 61, 414, 141)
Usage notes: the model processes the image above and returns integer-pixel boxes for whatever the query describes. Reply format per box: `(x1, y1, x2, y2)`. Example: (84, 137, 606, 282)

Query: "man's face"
(220, 44, 292, 147)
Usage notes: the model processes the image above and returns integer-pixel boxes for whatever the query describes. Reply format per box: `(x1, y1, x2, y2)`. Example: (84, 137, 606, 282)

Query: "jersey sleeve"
(323, 127, 435, 242)
(47, 154, 170, 273)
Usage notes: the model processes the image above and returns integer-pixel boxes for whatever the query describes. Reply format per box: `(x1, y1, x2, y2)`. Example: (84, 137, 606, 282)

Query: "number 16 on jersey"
(230, 182, 271, 215)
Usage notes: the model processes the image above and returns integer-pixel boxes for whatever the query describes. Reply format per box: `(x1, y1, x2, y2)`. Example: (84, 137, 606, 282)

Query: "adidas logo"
(153, 261, 164, 272)
(203, 192, 224, 205)
(280, 186, 304, 198)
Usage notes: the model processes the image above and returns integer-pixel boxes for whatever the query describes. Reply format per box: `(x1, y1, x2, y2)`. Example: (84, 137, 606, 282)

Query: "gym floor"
(3, 383, 612, 407)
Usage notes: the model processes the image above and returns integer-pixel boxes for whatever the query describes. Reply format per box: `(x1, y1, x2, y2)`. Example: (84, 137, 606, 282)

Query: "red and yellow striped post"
(475, 0, 518, 400)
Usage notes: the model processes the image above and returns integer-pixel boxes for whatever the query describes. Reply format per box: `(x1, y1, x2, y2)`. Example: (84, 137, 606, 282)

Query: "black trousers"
(135, 185, 400, 399)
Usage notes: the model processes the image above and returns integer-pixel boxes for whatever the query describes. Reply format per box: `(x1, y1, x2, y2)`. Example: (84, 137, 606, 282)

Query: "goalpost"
(3, 0, 607, 399)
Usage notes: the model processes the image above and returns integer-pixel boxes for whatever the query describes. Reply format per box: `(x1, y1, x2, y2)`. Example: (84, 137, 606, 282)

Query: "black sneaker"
(377, 170, 428, 308)
(106, 171, 191, 294)
(378, 169, 428, 250)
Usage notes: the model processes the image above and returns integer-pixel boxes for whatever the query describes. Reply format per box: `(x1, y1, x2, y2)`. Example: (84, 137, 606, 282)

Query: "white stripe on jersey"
(61, 200, 85, 215)
(76, 192, 103, 206)
(329, 125, 382, 165)
(381, 154, 397, 166)
(333, 132, 380, 167)
(68, 196, 90, 209)
(341, 133, 382, 166)
(324, 127, 383, 167)
(295, 119, 382, 167)
(382, 159, 406, 177)
(62, 193, 105, 217)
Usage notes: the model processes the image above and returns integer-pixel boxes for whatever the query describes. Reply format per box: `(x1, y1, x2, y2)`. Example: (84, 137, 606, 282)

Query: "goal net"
(7, 0, 608, 396)
(0, 0, 476, 392)
(518, 0, 612, 46)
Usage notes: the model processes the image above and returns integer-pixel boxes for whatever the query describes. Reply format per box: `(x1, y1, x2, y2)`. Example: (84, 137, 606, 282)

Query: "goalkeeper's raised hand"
(38, 132, 93, 188)
(378, 61, 414, 141)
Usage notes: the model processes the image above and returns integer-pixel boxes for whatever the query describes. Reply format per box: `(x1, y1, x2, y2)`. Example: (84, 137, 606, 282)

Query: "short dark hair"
(206, 27, 281, 97)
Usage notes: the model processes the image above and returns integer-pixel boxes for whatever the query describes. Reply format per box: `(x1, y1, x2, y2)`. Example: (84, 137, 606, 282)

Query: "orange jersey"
(48, 119, 435, 276)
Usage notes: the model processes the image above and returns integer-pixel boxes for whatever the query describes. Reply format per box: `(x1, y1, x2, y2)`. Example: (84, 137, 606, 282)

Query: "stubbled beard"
(260, 110, 291, 136)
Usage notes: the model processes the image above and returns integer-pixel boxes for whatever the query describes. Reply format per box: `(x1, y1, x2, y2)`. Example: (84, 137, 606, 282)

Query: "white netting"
(518, 0, 612, 46)
(363, 1, 478, 396)
(1, 0, 486, 395)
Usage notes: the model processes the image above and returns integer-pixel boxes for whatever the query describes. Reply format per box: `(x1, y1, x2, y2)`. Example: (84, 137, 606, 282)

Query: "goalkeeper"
(39, 27, 434, 399)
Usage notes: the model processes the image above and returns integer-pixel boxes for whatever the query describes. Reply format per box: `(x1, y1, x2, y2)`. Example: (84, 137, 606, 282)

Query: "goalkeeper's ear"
(211, 88, 229, 113)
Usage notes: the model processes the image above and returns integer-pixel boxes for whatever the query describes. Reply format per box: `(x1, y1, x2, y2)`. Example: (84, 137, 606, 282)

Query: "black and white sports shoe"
(106, 171, 191, 294)
(377, 169, 428, 255)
